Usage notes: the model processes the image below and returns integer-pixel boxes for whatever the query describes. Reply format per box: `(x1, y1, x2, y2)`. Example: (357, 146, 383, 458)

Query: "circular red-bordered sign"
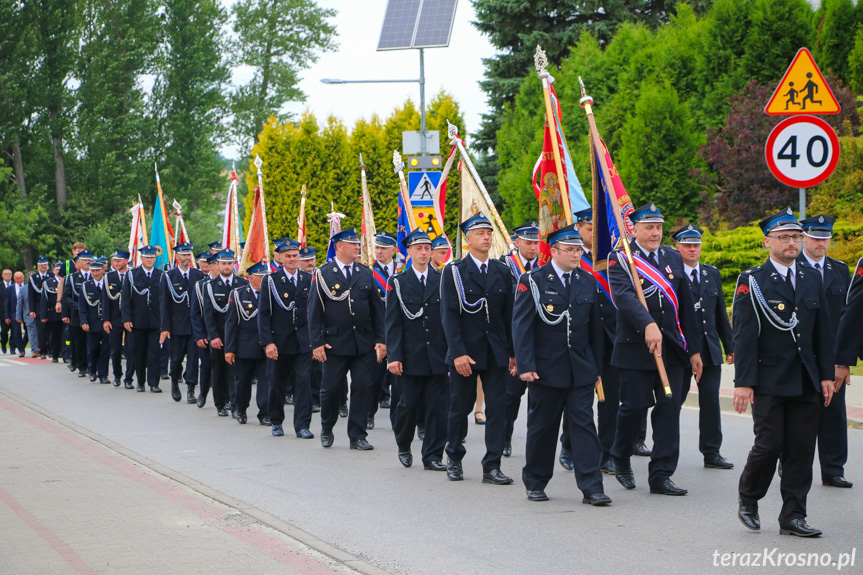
(765, 115, 840, 188)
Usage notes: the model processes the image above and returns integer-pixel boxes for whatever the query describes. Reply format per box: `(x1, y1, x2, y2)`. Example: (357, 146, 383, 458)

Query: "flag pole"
(254, 154, 271, 267)
(359, 153, 376, 266)
(580, 77, 671, 399)
(298, 184, 307, 248)
(535, 46, 573, 226)
(392, 150, 418, 231)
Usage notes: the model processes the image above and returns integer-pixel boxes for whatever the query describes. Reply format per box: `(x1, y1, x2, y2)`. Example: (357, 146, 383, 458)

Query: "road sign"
(765, 116, 840, 187)
(407, 171, 441, 206)
(765, 48, 840, 115)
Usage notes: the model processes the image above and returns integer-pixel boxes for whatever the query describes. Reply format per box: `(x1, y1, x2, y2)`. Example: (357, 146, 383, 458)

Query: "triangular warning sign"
(765, 48, 841, 115)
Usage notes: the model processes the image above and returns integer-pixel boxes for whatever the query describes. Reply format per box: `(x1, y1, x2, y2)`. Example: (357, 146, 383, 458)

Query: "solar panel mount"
(377, 0, 458, 51)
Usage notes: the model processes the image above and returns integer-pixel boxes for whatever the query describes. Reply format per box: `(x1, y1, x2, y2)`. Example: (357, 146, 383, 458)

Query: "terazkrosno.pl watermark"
(713, 549, 856, 570)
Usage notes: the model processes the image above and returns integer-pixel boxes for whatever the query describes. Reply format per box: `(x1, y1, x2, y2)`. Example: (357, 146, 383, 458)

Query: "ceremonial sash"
(580, 254, 615, 308)
(372, 267, 388, 297)
(505, 253, 526, 279)
(619, 251, 687, 350)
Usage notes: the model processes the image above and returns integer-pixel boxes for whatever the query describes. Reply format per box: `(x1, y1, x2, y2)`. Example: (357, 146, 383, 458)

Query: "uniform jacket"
(834, 257, 863, 366)
(687, 263, 733, 367)
(732, 258, 834, 395)
(101, 269, 127, 327)
(225, 284, 264, 359)
(202, 274, 248, 342)
(797, 253, 849, 338)
(190, 276, 212, 342)
(160, 267, 206, 335)
(62, 271, 89, 327)
(28, 273, 49, 320)
(78, 278, 107, 334)
(39, 276, 63, 322)
(385, 266, 447, 375)
(307, 261, 385, 356)
(121, 267, 163, 330)
(511, 262, 604, 388)
(440, 256, 515, 369)
(258, 268, 312, 354)
(582, 250, 617, 341)
(607, 243, 701, 370)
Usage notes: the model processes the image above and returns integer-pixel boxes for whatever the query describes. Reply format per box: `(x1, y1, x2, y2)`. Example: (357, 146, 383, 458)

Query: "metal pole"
(419, 48, 426, 157)
(799, 188, 806, 220)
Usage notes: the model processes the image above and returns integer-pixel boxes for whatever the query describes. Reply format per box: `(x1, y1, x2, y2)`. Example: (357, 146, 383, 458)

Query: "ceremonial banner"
(297, 185, 307, 248)
(359, 155, 376, 267)
(128, 197, 148, 268)
(221, 167, 242, 255)
(151, 165, 176, 269)
(458, 158, 510, 259)
(239, 155, 272, 274)
(325, 203, 345, 264)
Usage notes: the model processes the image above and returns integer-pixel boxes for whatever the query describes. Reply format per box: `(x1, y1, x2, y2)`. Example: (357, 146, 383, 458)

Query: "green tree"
(741, 0, 814, 86)
(230, 0, 337, 149)
(849, 25, 863, 94)
(812, 0, 858, 83)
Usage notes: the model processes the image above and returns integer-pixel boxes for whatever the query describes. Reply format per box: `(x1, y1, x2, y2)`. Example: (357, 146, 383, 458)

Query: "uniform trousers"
(108, 327, 134, 383)
(596, 339, 621, 459)
(197, 344, 211, 399)
(817, 382, 848, 481)
(34, 317, 46, 355)
(234, 357, 269, 421)
(45, 321, 63, 359)
(132, 328, 160, 388)
(445, 361, 507, 473)
(160, 339, 170, 376)
(393, 374, 447, 464)
(86, 331, 110, 378)
(209, 348, 233, 410)
(369, 362, 397, 426)
(612, 362, 685, 487)
(739, 382, 821, 524)
(268, 352, 312, 432)
(69, 325, 87, 372)
(320, 352, 375, 442)
(680, 364, 723, 458)
(523, 383, 603, 497)
(310, 361, 322, 406)
(169, 334, 198, 385)
(504, 372, 526, 444)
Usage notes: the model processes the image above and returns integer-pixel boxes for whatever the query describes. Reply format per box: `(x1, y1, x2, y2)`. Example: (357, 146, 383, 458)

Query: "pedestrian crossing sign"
(765, 48, 840, 115)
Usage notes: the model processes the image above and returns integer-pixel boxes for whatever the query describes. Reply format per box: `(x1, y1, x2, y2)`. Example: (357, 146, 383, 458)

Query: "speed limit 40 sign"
(765, 115, 839, 187)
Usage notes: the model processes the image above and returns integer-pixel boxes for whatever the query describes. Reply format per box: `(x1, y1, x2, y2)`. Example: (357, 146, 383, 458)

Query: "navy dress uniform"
(299, 246, 322, 409)
(501, 221, 541, 456)
(160, 242, 206, 403)
(62, 251, 93, 375)
(798, 215, 853, 488)
(734, 208, 835, 536)
(607, 204, 701, 495)
(441, 213, 516, 484)
(78, 260, 110, 382)
(259, 240, 314, 438)
(121, 246, 164, 392)
(307, 227, 386, 449)
(673, 224, 735, 469)
(103, 252, 133, 388)
(369, 231, 399, 428)
(225, 261, 269, 425)
(28, 257, 51, 357)
(512, 225, 610, 505)
(202, 250, 248, 416)
(386, 229, 448, 469)
(190, 253, 216, 407)
(39, 265, 64, 361)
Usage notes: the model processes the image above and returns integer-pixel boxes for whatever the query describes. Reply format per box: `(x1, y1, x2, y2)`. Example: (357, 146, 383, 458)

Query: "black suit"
(225, 285, 268, 421)
(121, 267, 164, 388)
(512, 263, 605, 497)
(608, 243, 701, 487)
(5, 282, 24, 354)
(40, 276, 64, 359)
(259, 269, 313, 431)
(385, 266, 447, 464)
(734, 258, 834, 524)
(190, 276, 212, 402)
(202, 274, 248, 411)
(78, 278, 109, 378)
(160, 267, 206, 388)
(62, 271, 90, 371)
(369, 260, 397, 423)
(441, 256, 515, 473)
(679, 263, 733, 460)
(799, 253, 850, 481)
(28, 273, 49, 355)
(307, 260, 385, 443)
(102, 269, 133, 384)
(0, 281, 7, 350)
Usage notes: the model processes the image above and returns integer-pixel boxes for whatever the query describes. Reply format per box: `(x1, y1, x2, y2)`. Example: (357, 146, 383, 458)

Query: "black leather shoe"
(482, 469, 514, 485)
(350, 439, 374, 450)
(558, 449, 574, 471)
(171, 381, 181, 401)
(125, 381, 134, 390)
(366, 416, 375, 430)
(600, 458, 616, 475)
(339, 405, 348, 418)
(650, 479, 688, 496)
(778, 460, 783, 478)
(398, 451, 413, 467)
(822, 475, 853, 488)
(503, 441, 512, 457)
(52, 358, 58, 363)
(738, 498, 760, 531)
(237, 413, 248, 424)
(527, 489, 549, 502)
(417, 427, 425, 440)
(78, 371, 87, 378)
(272, 425, 284, 437)
(615, 467, 636, 490)
(197, 396, 206, 408)
(68, 364, 75, 372)
(296, 429, 314, 439)
(231, 410, 238, 420)
(136, 384, 145, 392)
(89, 374, 97, 382)
(423, 460, 446, 471)
(186, 385, 196, 404)
(321, 433, 334, 448)
(633, 441, 652, 457)
(259, 416, 272, 426)
(217, 408, 229, 417)
(705, 455, 734, 469)
(160, 374, 170, 380)
(99, 377, 110, 384)
(312, 404, 321, 413)
(113, 378, 121, 387)
(780, 518, 822, 537)
(150, 385, 162, 393)
(380, 398, 391, 409)
(285, 394, 293, 405)
(583, 493, 612, 506)
(446, 459, 463, 481)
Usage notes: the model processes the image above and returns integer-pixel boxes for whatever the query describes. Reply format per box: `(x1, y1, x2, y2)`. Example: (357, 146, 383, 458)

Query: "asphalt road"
(1, 357, 860, 575)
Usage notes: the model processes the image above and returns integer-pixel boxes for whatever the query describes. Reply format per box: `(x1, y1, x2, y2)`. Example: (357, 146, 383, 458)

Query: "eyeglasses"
(554, 247, 583, 254)
(767, 234, 803, 244)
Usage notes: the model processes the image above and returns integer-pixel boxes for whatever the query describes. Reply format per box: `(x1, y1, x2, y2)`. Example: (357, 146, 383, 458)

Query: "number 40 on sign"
(765, 115, 840, 188)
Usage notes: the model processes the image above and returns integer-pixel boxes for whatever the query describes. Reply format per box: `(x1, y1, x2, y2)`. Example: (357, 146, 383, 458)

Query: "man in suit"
(797, 215, 852, 489)
(298, 246, 321, 410)
(203, 250, 248, 416)
(368, 231, 398, 430)
(501, 221, 540, 459)
(190, 252, 218, 407)
(40, 263, 65, 362)
(102, 251, 132, 388)
(79, 259, 111, 383)
(673, 224, 735, 470)
(160, 242, 206, 403)
(734, 208, 835, 537)
(512, 224, 610, 505)
(386, 229, 448, 470)
(1, 268, 12, 353)
(16, 273, 38, 358)
(9, 272, 27, 357)
(607, 203, 703, 496)
(28, 257, 51, 358)
(121, 245, 164, 393)
(260, 239, 314, 438)
(62, 252, 93, 375)
(835, 259, 863, 487)
(225, 260, 269, 425)
(307, 227, 386, 450)
(441, 212, 516, 485)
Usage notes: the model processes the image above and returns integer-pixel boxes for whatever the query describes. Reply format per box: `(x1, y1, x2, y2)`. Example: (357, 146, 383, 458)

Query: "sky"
(222, 0, 496, 159)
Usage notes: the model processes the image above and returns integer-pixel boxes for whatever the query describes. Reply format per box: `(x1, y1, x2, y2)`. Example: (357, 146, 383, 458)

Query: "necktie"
(146, 271, 151, 279)
(690, 269, 701, 299)
(290, 275, 296, 286)
(690, 269, 698, 284)
(225, 278, 231, 288)
(420, 274, 425, 286)
(253, 290, 259, 300)
(815, 262, 823, 278)
(563, 272, 571, 292)
(382, 265, 389, 279)
(525, 260, 531, 271)
(480, 263, 487, 275)
(344, 265, 352, 280)
(786, 268, 795, 292)
(648, 252, 658, 268)
(183, 272, 188, 281)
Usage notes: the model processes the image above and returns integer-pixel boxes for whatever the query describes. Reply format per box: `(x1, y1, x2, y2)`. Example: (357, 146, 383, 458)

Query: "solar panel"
(377, 0, 458, 51)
